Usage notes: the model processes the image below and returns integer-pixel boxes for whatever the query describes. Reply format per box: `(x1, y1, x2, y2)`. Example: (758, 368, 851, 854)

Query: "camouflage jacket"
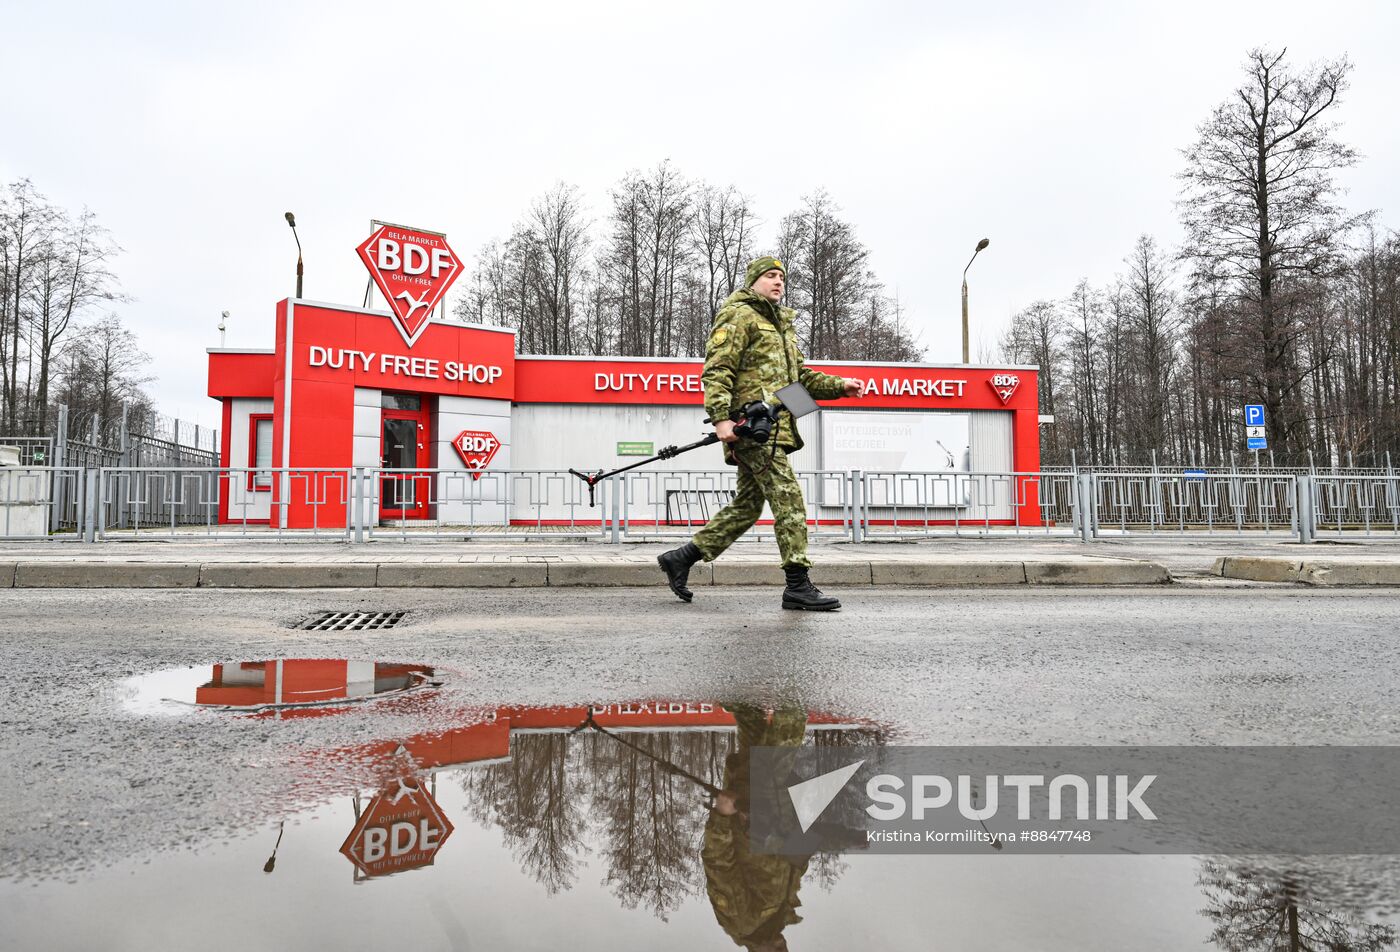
(703, 812, 809, 949)
(702, 288, 847, 453)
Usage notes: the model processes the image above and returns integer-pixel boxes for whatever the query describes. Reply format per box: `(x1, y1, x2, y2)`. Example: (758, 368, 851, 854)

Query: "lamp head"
(975, 238, 990, 252)
(284, 212, 296, 228)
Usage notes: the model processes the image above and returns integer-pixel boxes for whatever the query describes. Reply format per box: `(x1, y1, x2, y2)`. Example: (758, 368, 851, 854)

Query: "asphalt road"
(3, 585, 1400, 951)
(2, 585, 1398, 875)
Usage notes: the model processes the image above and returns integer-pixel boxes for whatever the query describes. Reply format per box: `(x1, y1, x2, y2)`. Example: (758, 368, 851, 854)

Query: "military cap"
(745, 256, 786, 288)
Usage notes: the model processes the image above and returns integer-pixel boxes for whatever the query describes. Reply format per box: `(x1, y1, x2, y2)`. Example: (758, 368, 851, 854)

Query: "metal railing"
(0, 467, 84, 540)
(1091, 470, 1299, 537)
(364, 469, 605, 541)
(3, 465, 1400, 543)
(855, 470, 1078, 539)
(1310, 473, 1400, 540)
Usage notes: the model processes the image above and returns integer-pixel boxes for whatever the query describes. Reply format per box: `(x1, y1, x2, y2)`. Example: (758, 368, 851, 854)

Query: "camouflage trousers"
(692, 443, 811, 568)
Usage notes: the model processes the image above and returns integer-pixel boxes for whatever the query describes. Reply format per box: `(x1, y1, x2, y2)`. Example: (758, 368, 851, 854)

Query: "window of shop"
(249, 414, 273, 490)
(382, 393, 421, 411)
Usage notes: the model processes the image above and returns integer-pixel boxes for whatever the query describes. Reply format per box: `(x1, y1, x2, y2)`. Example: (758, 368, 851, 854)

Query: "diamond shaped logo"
(989, 374, 1020, 405)
(356, 224, 463, 347)
(339, 776, 454, 879)
(452, 430, 500, 480)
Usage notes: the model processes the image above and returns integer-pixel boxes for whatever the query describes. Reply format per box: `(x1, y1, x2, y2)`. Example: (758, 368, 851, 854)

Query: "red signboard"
(340, 777, 454, 878)
(356, 224, 463, 347)
(452, 429, 501, 478)
(513, 357, 1037, 411)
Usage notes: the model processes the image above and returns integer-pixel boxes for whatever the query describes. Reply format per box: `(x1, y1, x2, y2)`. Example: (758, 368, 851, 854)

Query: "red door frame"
(379, 395, 432, 520)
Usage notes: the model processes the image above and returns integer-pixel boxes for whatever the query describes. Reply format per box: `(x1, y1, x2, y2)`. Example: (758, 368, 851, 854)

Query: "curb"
(14, 562, 200, 588)
(4, 559, 1173, 589)
(1216, 557, 1400, 586)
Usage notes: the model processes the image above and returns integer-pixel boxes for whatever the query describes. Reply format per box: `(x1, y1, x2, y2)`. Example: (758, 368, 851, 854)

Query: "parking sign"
(1244, 405, 1267, 449)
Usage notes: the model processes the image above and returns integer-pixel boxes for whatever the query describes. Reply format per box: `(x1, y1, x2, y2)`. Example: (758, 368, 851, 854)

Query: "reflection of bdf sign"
(339, 777, 454, 878)
(356, 222, 463, 347)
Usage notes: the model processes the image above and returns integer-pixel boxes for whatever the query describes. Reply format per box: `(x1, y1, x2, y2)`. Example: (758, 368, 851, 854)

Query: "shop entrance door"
(380, 394, 430, 520)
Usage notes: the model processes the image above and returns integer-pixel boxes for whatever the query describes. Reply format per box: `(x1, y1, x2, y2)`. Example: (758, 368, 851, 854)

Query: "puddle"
(116, 660, 441, 715)
(6, 673, 1399, 951)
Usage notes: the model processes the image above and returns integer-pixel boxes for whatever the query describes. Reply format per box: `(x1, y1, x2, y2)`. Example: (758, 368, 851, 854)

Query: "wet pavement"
(2, 586, 1399, 950)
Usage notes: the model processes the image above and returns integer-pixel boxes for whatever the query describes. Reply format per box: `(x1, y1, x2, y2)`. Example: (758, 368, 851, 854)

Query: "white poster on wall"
(821, 411, 972, 507)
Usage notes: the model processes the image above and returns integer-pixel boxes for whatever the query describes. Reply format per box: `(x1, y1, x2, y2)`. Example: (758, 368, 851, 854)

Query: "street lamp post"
(285, 212, 303, 299)
(961, 237, 990, 364)
(218, 310, 229, 348)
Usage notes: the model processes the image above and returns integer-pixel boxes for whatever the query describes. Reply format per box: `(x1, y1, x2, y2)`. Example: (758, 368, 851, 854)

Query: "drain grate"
(296, 610, 408, 632)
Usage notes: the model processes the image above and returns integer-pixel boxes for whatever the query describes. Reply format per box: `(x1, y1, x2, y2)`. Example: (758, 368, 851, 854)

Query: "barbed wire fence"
(0, 401, 218, 531)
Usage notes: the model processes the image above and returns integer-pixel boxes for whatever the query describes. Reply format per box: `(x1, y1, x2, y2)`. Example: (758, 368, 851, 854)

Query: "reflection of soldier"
(657, 257, 864, 612)
(704, 704, 810, 951)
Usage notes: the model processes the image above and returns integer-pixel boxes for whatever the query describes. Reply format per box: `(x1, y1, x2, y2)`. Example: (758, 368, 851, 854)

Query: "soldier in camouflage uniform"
(657, 256, 865, 611)
(703, 704, 810, 951)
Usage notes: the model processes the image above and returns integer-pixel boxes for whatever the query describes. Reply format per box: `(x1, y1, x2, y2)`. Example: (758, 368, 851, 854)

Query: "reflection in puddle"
(9, 665, 1398, 950)
(118, 659, 440, 714)
(1200, 860, 1398, 950)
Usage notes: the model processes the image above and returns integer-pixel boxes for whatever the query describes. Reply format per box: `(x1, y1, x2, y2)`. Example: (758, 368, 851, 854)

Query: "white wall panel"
(226, 398, 273, 522)
(434, 394, 512, 521)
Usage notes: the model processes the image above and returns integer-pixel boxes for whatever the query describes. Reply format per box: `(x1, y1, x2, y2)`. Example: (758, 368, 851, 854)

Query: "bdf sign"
(452, 430, 501, 479)
(339, 777, 454, 879)
(356, 222, 464, 347)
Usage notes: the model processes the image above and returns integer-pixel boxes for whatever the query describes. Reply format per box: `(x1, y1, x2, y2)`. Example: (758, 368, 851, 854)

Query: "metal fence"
(4, 464, 1400, 543)
(1311, 473, 1400, 540)
(1090, 470, 1300, 537)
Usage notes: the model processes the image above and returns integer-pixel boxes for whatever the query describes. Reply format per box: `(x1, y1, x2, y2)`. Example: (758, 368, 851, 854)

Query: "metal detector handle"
(568, 432, 724, 507)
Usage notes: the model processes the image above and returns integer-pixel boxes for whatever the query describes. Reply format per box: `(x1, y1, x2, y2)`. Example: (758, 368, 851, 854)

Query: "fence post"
(1150, 449, 1162, 527)
(1296, 474, 1315, 544)
(1075, 472, 1094, 543)
(51, 404, 70, 534)
(352, 466, 365, 544)
(118, 402, 131, 530)
(609, 475, 621, 544)
(850, 470, 864, 543)
(83, 467, 99, 542)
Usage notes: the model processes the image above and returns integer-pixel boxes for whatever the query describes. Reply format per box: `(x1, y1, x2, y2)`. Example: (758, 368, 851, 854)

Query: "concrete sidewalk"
(1, 536, 1398, 588)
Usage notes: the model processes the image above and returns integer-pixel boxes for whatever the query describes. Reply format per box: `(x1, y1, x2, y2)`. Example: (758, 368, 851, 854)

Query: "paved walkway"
(1, 535, 1398, 588)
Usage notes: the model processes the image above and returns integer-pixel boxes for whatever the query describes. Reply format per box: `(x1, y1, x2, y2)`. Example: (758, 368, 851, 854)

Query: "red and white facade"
(208, 227, 1040, 529)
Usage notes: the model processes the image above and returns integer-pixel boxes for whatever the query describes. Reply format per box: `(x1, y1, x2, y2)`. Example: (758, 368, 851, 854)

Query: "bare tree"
(1, 180, 59, 431)
(778, 190, 874, 360)
(1179, 48, 1364, 455)
(50, 313, 152, 442)
(30, 207, 121, 432)
(1121, 235, 1179, 456)
(525, 183, 591, 354)
(690, 184, 756, 317)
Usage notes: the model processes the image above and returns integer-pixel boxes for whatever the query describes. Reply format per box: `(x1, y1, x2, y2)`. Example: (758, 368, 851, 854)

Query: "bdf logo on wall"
(356, 222, 464, 347)
(452, 430, 500, 479)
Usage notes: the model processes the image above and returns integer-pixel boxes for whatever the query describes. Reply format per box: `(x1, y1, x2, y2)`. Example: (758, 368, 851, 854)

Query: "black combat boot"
(782, 565, 841, 611)
(657, 542, 703, 602)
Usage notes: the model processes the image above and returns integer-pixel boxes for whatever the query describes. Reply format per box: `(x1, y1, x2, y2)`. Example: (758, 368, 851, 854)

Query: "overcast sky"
(5, 0, 1397, 429)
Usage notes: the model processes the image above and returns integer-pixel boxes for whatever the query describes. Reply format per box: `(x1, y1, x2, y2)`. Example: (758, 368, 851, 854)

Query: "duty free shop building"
(206, 298, 1043, 529)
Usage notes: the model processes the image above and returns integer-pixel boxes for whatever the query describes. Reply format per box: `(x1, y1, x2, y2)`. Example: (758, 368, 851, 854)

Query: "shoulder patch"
(712, 327, 730, 345)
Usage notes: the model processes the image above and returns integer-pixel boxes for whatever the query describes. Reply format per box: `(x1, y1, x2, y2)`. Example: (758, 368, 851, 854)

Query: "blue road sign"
(1245, 404, 1265, 427)
(1247, 437, 1267, 451)
(1184, 468, 1207, 481)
